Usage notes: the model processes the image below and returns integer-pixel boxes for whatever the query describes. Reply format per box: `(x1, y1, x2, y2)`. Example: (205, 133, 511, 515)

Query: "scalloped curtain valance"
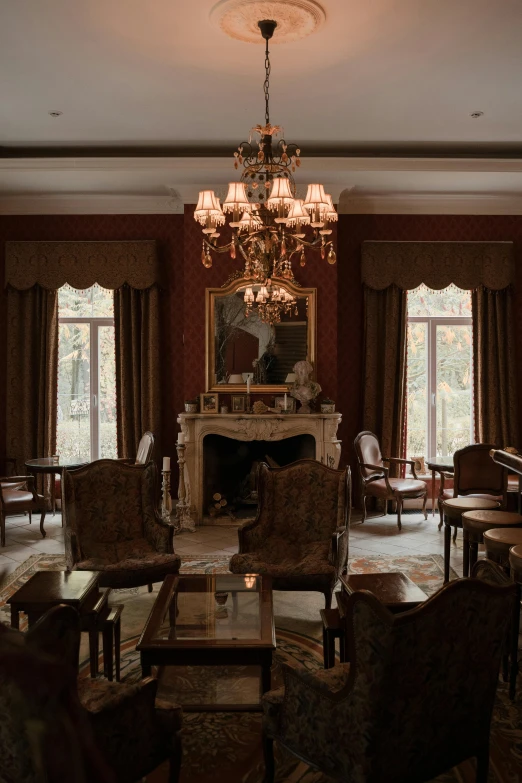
(5, 240, 159, 290)
(362, 241, 515, 291)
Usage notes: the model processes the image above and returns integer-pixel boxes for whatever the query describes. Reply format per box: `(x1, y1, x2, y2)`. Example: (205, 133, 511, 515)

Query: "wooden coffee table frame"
(137, 574, 276, 712)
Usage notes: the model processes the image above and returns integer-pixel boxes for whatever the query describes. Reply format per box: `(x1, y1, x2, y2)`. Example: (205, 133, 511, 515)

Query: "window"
(57, 286, 117, 461)
(406, 285, 473, 460)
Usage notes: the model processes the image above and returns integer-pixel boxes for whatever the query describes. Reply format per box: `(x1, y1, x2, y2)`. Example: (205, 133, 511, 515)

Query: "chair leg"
(102, 620, 114, 682)
(469, 540, 479, 576)
(463, 530, 470, 577)
(115, 615, 121, 683)
(444, 522, 451, 583)
(509, 586, 520, 700)
(29, 510, 32, 524)
(262, 735, 275, 783)
(396, 497, 402, 531)
(438, 500, 444, 530)
(168, 730, 183, 783)
(476, 743, 489, 783)
(452, 525, 458, 544)
(324, 590, 332, 610)
(88, 627, 99, 678)
(39, 510, 47, 538)
(0, 510, 5, 548)
(361, 492, 367, 523)
(147, 583, 153, 593)
(422, 492, 428, 520)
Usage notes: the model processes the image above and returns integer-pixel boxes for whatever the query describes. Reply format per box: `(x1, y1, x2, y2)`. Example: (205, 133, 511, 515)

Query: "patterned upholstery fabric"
(63, 460, 180, 588)
(0, 605, 182, 783)
(262, 579, 515, 783)
(229, 460, 350, 607)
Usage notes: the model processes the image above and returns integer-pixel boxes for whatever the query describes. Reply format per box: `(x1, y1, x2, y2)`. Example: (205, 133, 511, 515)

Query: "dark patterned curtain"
(362, 284, 407, 475)
(114, 284, 161, 461)
(6, 285, 58, 485)
(472, 286, 520, 447)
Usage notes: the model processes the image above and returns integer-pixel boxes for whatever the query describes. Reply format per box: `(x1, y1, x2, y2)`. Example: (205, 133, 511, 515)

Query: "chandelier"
(194, 18, 337, 324)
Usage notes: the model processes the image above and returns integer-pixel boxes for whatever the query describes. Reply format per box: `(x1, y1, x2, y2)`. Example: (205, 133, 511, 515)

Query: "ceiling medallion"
(210, 0, 326, 44)
(195, 18, 336, 325)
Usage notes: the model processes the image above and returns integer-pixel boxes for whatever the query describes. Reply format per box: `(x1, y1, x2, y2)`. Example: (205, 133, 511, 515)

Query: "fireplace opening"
(203, 434, 315, 519)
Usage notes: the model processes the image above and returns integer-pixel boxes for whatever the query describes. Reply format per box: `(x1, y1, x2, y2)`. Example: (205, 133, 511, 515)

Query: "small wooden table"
(137, 573, 276, 711)
(7, 570, 108, 674)
(341, 572, 427, 613)
(25, 457, 89, 529)
(426, 459, 454, 519)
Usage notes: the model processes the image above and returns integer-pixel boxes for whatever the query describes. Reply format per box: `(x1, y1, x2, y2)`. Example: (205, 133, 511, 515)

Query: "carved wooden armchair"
(0, 604, 182, 783)
(62, 460, 180, 589)
(229, 459, 351, 609)
(354, 430, 428, 529)
(0, 472, 46, 547)
(262, 577, 515, 783)
(54, 432, 155, 513)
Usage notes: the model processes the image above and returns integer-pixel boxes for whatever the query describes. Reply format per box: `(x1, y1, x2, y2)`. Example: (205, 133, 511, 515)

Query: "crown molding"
(0, 193, 184, 215)
(339, 192, 522, 215)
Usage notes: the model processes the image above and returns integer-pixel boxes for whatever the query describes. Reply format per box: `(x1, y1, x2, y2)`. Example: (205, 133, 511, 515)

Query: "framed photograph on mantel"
(231, 395, 246, 413)
(201, 393, 219, 414)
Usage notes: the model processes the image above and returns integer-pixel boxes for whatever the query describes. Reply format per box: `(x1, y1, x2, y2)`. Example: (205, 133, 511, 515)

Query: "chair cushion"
(483, 528, 522, 554)
(366, 477, 426, 499)
(509, 544, 522, 574)
(462, 510, 522, 535)
(1, 489, 43, 511)
(76, 542, 181, 588)
(442, 489, 503, 502)
(230, 550, 336, 579)
(443, 497, 500, 523)
(508, 475, 520, 492)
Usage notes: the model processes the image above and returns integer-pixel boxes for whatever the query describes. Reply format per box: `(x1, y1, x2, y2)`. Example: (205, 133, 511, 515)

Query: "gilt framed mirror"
(206, 277, 316, 393)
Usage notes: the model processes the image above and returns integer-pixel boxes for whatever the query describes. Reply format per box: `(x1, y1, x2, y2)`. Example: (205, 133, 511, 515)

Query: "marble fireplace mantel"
(177, 412, 342, 524)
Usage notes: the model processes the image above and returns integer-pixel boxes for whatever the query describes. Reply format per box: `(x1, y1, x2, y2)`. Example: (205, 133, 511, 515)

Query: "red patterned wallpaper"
(337, 214, 522, 473)
(3, 212, 522, 477)
(0, 215, 184, 466)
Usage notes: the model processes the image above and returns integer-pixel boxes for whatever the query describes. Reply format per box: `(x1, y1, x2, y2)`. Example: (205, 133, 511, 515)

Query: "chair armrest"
(361, 464, 394, 495)
(384, 457, 418, 479)
(144, 510, 175, 554)
(0, 475, 39, 504)
(362, 463, 388, 475)
(330, 527, 348, 573)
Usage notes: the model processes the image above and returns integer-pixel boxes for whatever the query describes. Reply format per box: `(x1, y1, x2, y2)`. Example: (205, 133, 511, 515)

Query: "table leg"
(261, 653, 273, 696)
(10, 607, 19, 630)
(431, 468, 436, 518)
(509, 585, 520, 700)
(103, 621, 114, 681)
(89, 626, 99, 678)
(463, 531, 470, 578)
(115, 616, 121, 682)
(339, 630, 347, 663)
(141, 656, 152, 679)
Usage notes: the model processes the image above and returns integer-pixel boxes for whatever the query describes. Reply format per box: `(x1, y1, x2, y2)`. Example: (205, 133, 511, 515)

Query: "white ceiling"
(2, 0, 522, 208)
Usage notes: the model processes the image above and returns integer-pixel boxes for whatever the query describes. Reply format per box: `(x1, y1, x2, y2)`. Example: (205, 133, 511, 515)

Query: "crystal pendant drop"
(230, 241, 236, 259)
(327, 247, 337, 265)
(280, 238, 286, 259)
(321, 245, 325, 260)
(300, 249, 306, 267)
(201, 245, 206, 265)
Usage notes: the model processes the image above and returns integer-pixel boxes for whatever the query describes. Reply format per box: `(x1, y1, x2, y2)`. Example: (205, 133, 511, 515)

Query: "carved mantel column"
(176, 412, 342, 524)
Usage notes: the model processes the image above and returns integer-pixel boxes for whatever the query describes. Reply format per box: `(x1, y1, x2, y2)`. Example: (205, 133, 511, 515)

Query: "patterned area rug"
(1, 554, 520, 783)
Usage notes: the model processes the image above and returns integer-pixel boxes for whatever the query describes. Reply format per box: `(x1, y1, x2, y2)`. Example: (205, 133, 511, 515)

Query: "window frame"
(407, 314, 473, 460)
(58, 315, 115, 461)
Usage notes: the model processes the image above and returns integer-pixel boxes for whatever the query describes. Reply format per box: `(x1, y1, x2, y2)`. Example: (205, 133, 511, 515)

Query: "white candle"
(163, 456, 171, 472)
(247, 376, 251, 394)
(284, 393, 287, 410)
(177, 432, 185, 444)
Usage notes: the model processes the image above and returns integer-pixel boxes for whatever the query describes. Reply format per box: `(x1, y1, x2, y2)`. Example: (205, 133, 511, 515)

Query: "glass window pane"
(57, 322, 91, 461)
(98, 325, 117, 459)
(408, 285, 471, 317)
(406, 321, 428, 458)
(58, 285, 113, 318)
(436, 324, 472, 458)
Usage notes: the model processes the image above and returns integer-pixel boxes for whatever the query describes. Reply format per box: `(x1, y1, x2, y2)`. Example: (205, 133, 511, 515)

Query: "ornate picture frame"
(200, 393, 219, 414)
(231, 395, 246, 413)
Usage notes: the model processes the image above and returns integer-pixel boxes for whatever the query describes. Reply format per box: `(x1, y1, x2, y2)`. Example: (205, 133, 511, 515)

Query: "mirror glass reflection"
(214, 284, 309, 386)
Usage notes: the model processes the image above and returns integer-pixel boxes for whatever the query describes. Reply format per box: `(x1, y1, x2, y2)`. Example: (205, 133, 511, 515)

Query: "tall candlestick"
(175, 442, 195, 533)
(247, 376, 251, 394)
(177, 432, 185, 444)
(284, 392, 288, 411)
(163, 456, 171, 472)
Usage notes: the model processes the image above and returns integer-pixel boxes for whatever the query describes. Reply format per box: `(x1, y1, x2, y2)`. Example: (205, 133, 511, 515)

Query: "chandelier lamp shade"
(193, 18, 337, 287)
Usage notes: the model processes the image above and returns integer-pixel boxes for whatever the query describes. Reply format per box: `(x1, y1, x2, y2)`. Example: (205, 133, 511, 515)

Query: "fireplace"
(177, 412, 342, 524)
(203, 433, 315, 517)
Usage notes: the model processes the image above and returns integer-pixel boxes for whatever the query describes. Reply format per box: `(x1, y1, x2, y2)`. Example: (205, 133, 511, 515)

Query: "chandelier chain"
(264, 36, 270, 126)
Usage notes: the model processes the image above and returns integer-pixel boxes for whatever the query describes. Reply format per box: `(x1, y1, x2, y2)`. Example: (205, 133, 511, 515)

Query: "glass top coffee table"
(137, 573, 275, 711)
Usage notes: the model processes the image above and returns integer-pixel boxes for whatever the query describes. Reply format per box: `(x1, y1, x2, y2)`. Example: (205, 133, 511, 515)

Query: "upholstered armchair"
(0, 604, 182, 783)
(0, 473, 46, 547)
(354, 430, 427, 529)
(229, 459, 350, 609)
(62, 460, 181, 589)
(262, 578, 515, 783)
(54, 432, 155, 514)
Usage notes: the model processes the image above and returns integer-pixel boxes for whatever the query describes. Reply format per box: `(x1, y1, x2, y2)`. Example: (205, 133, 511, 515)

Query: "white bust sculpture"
(290, 360, 321, 414)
